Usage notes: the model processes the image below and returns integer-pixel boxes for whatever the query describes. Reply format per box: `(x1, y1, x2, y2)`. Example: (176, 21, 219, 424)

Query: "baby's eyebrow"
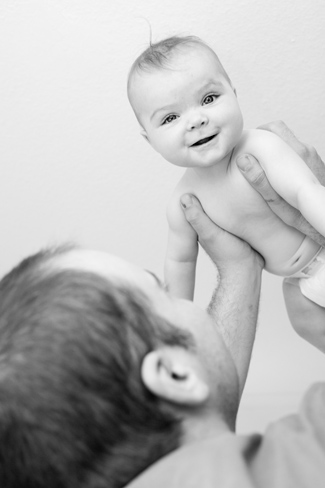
(200, 80, 224, 91)
(150, 104, 176, 121)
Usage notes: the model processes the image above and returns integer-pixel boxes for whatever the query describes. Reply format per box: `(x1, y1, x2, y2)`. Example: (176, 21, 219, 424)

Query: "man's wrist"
(208, 253, 262, 325)
(214, 251, 264, 280)
(208, 257, 263, 396)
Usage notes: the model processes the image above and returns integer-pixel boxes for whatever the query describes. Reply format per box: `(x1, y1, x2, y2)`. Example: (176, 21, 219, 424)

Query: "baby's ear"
(140, 128, 149, 142)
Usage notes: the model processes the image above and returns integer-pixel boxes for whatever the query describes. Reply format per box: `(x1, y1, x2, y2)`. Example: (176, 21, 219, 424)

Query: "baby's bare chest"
(178, 169, 275, 238)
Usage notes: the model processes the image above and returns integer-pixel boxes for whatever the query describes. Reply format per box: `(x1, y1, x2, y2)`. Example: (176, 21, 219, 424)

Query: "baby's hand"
(180, 194, 263, 273)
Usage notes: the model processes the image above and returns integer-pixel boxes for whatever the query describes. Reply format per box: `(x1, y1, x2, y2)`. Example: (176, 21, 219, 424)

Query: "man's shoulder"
(125, 384, 325, 488)
(251, 382, 325, 488)
(271, 382, 325, 434)
(299, 382, 325, 439)
(261, 382, 325, 446)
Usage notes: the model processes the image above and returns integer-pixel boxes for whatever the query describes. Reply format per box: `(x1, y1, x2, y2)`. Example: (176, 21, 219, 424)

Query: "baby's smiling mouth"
(191, 133, 218, 147)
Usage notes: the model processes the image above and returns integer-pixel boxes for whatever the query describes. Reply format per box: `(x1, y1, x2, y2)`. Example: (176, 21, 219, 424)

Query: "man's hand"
(236, 121, 325, 247)
(180, 193, 264, 273)
(180, 193, 263, 397)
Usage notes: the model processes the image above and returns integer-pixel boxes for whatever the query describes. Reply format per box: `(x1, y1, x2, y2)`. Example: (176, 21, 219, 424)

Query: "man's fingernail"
(180, 194, 193, 209)
(237, 155, 252, 171)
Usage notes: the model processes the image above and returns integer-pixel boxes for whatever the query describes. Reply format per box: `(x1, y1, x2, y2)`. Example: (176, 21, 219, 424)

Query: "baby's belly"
(203, 197, 320, 277)
(231, 216, 320, 276)
(188, 173, 321, 277)
(247, 226, 320, 276)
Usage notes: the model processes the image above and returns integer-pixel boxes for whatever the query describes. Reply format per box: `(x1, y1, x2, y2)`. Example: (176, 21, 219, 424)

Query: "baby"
(127, 36, 325, 306)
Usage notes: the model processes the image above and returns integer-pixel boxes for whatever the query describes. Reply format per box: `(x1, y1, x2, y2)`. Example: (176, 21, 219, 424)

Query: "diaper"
(294, 247, 325, 307)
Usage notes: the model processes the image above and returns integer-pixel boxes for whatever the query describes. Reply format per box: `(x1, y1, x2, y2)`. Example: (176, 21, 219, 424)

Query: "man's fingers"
(180, 193, 262, 266)
(180, 193, 238, 254)
(180, 193, 221, 243)
(237, 153, 304, 219)
(237, 153, 325, 247)
(236, 154, 279, 202)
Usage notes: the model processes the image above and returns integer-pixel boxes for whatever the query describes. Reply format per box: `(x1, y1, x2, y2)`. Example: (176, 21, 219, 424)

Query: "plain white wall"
(1, 0, 324, 432)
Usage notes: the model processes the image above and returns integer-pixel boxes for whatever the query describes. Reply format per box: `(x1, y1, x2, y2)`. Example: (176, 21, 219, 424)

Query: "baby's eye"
(162, 114, 178, 125)
(202, 94, 218, 105)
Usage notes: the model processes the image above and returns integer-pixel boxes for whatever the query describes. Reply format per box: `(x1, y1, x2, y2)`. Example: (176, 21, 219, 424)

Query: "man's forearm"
(208, 260, 262, 397)
(180, 193, 263, 398)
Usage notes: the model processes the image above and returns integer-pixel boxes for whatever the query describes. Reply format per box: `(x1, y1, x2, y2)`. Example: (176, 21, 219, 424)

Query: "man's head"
(0, 246, 239, 487)
(128, 36, 243, 169)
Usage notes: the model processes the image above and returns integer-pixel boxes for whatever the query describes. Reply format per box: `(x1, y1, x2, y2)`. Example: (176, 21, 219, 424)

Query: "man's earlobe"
(141, 349, 209, 406)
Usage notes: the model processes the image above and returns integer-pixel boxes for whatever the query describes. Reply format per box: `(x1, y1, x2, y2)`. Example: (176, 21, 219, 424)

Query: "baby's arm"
(165, 194, 198, 300)
(237, 122, 325, 354)
(247, 130, 325, 237)
(283, 278, 325, 354)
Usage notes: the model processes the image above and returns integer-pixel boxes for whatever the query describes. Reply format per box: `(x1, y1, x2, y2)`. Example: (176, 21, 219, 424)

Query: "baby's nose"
(187, 112, 208, 131)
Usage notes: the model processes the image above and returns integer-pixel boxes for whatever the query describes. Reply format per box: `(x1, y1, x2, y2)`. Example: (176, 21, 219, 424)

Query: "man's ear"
(140, 128, 149, 142)
(141, 348, 209, 406)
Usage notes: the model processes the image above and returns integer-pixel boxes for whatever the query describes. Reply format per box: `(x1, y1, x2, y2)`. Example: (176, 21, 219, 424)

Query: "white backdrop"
(1, 0, 324, 432)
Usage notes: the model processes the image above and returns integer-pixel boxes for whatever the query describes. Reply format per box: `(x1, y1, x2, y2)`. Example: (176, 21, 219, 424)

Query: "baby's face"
(129, 46, 244, 169)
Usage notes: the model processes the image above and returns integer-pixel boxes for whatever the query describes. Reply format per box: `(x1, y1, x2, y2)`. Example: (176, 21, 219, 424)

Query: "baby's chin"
(186, 155, 222, 169)
(169, 161, 217, 169)
(163, 156, 192, 168)
(163, 152, 221, 169)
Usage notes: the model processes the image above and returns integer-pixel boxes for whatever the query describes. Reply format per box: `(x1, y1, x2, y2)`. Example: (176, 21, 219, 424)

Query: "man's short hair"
(0, 246, 193, 487)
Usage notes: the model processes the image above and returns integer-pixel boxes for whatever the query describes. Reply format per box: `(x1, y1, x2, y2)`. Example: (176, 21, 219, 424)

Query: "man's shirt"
(126, 383, 325, 487)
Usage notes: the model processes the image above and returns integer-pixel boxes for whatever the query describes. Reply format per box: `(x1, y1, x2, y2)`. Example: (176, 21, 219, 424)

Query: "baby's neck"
(191, 150, 234, 179)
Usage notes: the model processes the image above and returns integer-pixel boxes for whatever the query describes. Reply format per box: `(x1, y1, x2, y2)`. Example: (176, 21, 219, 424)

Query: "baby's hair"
(127, 35, 231, 96)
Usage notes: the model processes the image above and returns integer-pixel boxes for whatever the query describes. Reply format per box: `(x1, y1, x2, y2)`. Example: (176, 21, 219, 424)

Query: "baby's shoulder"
(235, 128, 280, 154)
(231, 129, 287, 172)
